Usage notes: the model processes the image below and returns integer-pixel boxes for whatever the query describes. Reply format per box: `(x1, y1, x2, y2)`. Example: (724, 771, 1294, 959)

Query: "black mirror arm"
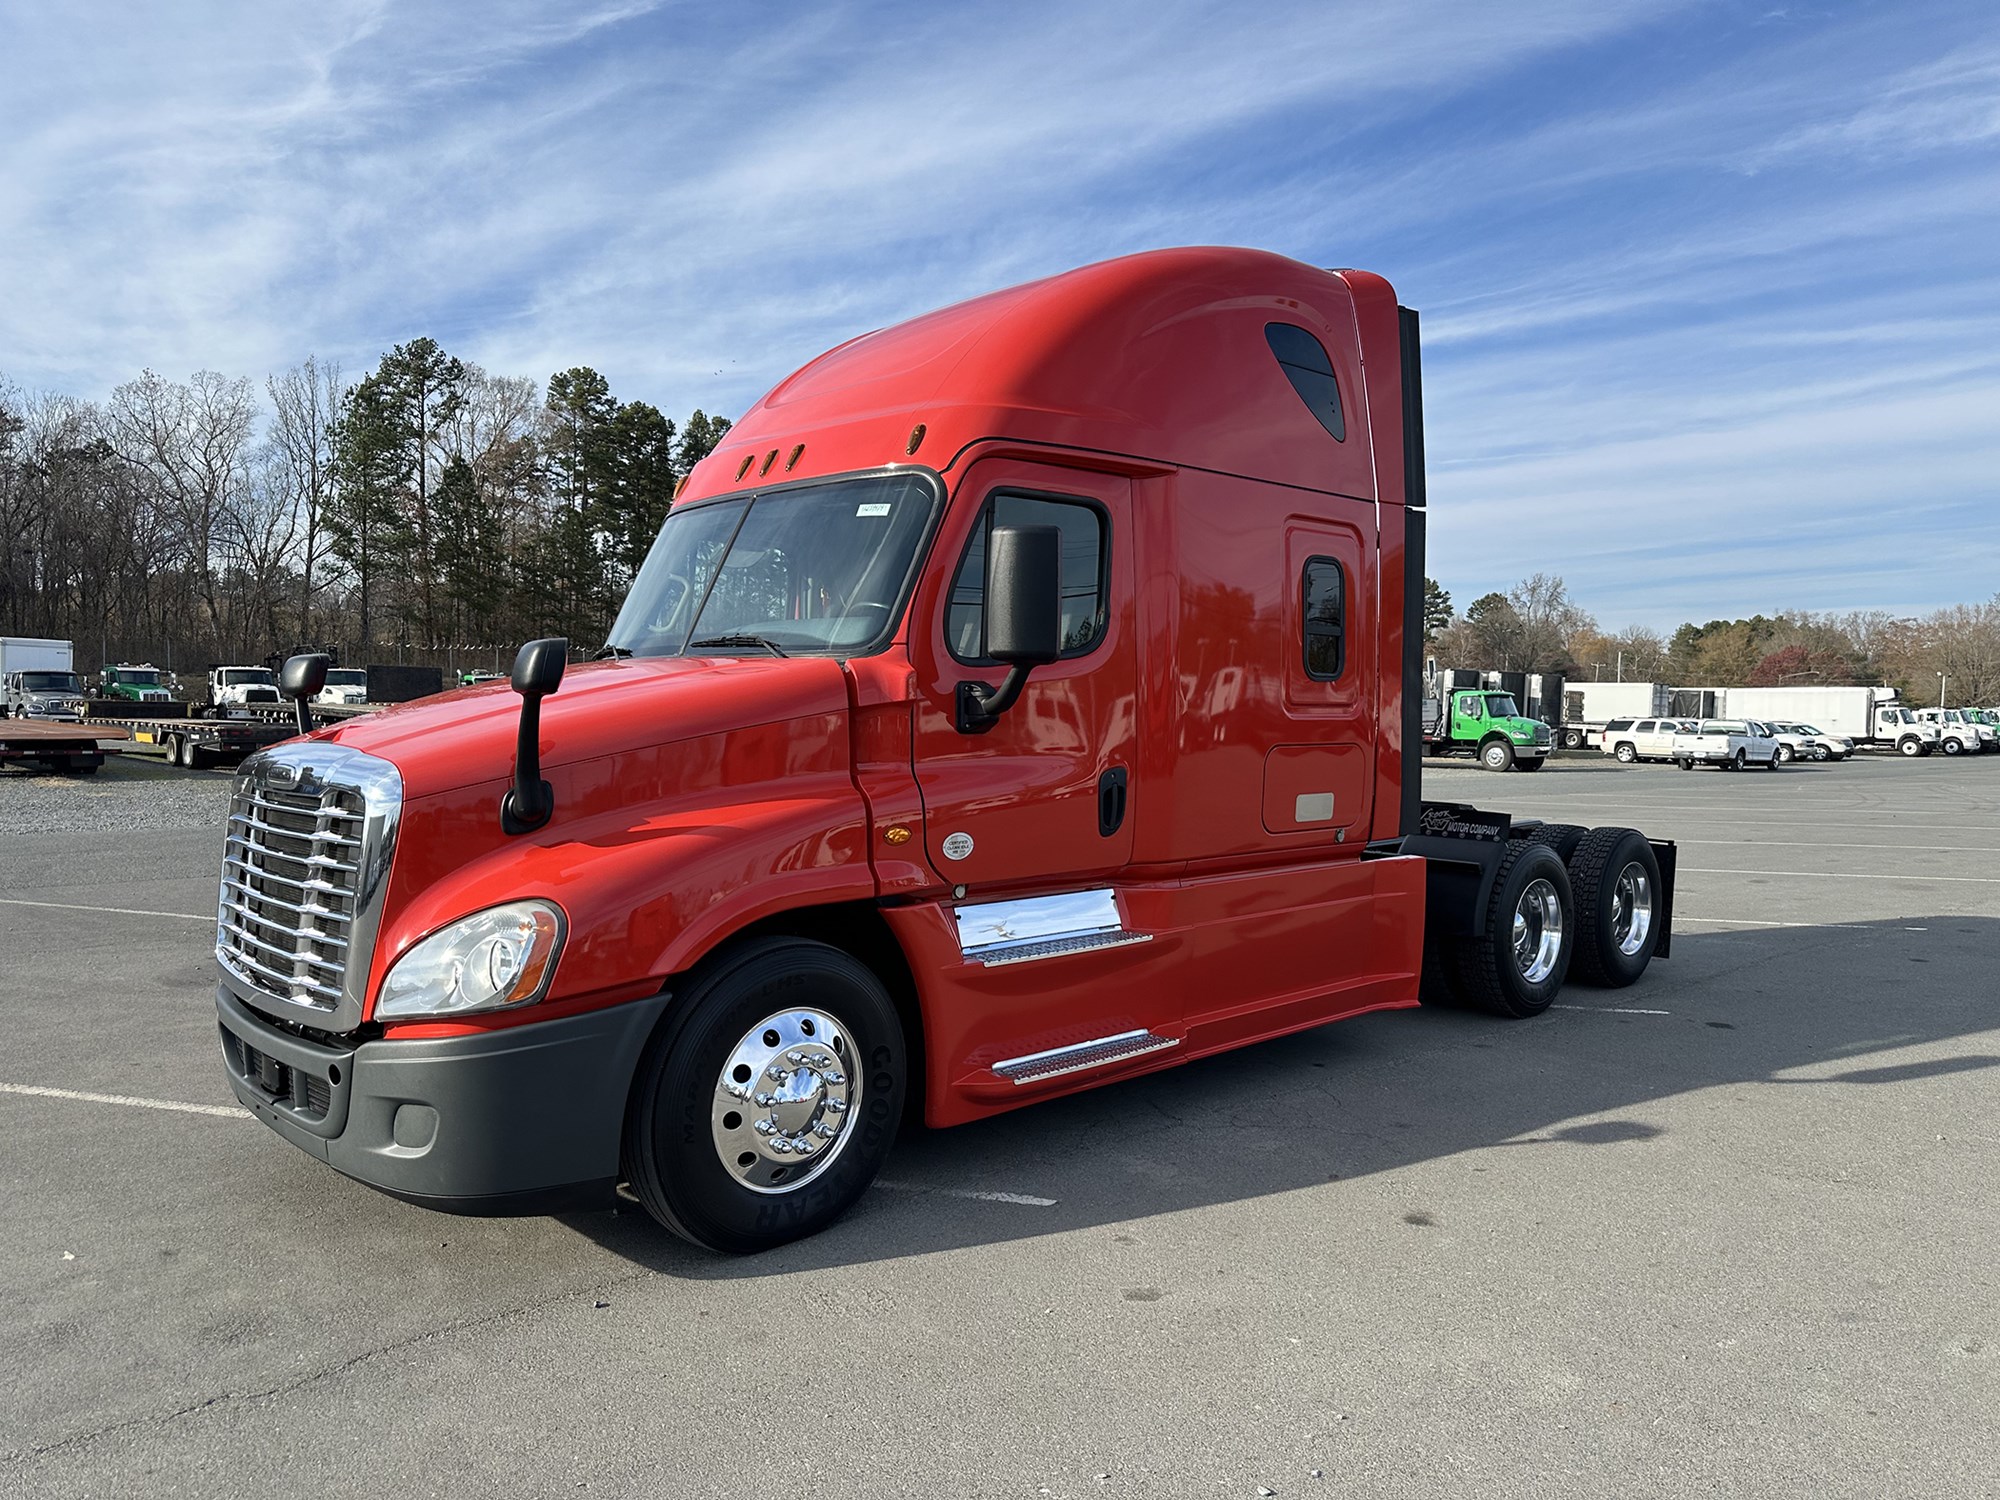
(955, 665, 1034, 734)
(501, 694, 552, 834)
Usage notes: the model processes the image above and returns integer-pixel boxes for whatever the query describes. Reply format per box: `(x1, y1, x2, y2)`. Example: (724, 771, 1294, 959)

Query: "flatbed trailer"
(0, 719, 126, 776)
(86, 713, 295, 769)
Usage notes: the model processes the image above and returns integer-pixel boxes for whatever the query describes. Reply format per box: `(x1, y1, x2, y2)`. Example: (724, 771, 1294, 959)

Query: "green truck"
(98, 663, 177, 705)
(1422, 682, 1554, 771)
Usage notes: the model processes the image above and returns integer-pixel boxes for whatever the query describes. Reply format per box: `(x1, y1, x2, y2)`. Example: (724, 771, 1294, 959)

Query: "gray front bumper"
(217, 985, 671, 1214)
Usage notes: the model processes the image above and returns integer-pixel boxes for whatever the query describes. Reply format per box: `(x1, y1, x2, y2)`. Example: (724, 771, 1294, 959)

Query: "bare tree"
(265, 357, 344, 643)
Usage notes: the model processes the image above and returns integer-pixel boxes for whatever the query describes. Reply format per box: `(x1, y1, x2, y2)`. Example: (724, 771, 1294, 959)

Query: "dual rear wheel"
(1422, 825, 1663, 1017)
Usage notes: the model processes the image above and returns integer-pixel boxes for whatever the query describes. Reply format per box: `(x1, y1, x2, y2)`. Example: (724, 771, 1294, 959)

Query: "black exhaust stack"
(1399, 306, 1428, 838)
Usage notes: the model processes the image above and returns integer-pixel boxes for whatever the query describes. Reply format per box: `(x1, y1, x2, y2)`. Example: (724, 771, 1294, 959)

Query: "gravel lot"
(2, 751, 1996, 1498)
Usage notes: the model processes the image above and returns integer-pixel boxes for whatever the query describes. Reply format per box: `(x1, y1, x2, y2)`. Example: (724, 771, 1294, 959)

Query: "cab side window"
(1458, 694, 1483, 719)
(947, 494, 1107, 663)
(1301, 558, 1345, 679)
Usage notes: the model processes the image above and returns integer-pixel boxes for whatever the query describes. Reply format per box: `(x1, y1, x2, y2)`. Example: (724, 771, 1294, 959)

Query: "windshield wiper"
(592, 644, 633, 660)
(688, 634, 789, 657)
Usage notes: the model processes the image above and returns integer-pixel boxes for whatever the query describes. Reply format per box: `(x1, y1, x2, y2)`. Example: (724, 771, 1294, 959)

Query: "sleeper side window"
(1265, 323, 1346, 441)
(1302, 558, 1345, 680)
(947, 493, 1107, 664)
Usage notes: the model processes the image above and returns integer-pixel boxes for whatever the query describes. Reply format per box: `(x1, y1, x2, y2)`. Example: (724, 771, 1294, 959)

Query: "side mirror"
(501, 637, 568, 835)
(956, 524, 1062, 733)
(280, 653, 330, 736)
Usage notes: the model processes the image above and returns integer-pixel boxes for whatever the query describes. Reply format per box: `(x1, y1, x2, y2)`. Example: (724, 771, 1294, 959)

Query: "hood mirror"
(279, 653, 330, 736)
(501, 638, 568, 835)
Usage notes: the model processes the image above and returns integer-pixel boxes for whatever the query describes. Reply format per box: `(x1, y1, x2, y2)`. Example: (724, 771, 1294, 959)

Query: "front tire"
(623, 937, 906, 1254)
(1480, 738, 1515, 772)
(1776, 743, 1794, 763)
(1452, 842, 1573, 1018)
(1898, 736, 1923, 758)
(1566, 828, 1663, 987)
(1942, 737, 1963, 756)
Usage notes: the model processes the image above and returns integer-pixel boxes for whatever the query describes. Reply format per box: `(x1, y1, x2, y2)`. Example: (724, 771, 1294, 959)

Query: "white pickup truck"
(1672, 718, 1781, 771)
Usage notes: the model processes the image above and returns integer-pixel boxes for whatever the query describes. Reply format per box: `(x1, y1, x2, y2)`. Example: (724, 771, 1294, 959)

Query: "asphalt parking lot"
(2, 752, 1996, 1498)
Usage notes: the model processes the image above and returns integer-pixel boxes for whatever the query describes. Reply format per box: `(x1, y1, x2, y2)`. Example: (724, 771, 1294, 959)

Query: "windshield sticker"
(855, 502, 892, 517)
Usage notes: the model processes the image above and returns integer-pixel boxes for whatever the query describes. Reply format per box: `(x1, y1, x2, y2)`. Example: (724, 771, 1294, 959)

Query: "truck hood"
(314, 655, 854, 799)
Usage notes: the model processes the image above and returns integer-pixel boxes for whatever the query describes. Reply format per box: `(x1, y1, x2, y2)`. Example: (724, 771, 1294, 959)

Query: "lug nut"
(754, 1120, 777, 1136)
(771, 1138, 793, 1154)
(786, 1050, 806, 1065)
(825, 1098, 846, 1113)
(823, 1071, 846, 1086)
(767, 1066, 790, 1083)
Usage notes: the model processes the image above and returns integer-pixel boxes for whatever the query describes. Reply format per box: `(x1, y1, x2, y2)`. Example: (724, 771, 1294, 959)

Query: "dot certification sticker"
(940, 831, 974, 861)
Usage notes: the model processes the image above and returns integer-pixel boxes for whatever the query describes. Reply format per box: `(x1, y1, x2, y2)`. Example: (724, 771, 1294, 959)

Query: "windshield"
(1484, 694, 1521, 718)
(324, 670, 366, 686)
(606, 473, 938, 658)
(114, 669, 161, 685)
(21, 672, 80, 692)
(222, 668, 275, 686)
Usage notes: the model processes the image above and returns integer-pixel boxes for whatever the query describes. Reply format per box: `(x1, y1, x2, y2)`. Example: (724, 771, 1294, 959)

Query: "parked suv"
(1599, 717, 1692, 764)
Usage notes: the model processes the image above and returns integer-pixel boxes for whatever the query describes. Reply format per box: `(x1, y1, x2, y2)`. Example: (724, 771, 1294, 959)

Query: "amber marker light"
(906, 423, 926, 455)
(785, 443, 805, 472)
(883, 825, 913, 845)
(735, 454, 754, 481)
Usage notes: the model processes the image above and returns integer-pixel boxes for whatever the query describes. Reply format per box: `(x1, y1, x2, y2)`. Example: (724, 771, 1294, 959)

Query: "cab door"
(907, 459, 1137, 889)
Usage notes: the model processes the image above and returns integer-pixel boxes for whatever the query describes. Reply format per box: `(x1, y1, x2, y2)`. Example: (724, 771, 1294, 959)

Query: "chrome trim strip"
(954, 888, 1123, 955)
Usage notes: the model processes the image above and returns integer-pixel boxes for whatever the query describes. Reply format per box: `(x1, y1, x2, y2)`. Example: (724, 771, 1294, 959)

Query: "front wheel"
(1898, 737, 1923, 758)
(1942, 737, 1963, 756)
(1480, 739, 1515, 772)
(623, 937, 905, 1254)
(1765, 750, 1782, 770)
(1776, 743, 1794, 763)
(1451, 841, 1573, 1018)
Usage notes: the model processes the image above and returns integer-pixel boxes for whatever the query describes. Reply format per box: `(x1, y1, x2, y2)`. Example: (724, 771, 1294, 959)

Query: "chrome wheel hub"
(712, 1008, 859, 1194)
(1612, 863, 1653, 956)
(1511, 877, 1563, 984)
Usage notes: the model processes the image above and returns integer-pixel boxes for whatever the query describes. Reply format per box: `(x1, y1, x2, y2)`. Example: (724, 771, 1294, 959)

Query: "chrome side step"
(977, 929, 1153, 967)
(991, 1029, 1180, 1085)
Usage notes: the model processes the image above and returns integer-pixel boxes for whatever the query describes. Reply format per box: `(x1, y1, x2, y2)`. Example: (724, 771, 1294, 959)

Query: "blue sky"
(2, 1, 1995, 628)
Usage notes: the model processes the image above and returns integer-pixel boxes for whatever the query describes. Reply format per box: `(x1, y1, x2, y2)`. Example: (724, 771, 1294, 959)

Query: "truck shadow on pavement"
(559, 916, 2000, 1276)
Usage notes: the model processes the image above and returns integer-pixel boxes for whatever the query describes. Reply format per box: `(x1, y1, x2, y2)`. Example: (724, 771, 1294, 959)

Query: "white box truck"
(0, 637, 87, 720)
(1718, 686, 1938, 756)
(1560, 682, 1672, 750)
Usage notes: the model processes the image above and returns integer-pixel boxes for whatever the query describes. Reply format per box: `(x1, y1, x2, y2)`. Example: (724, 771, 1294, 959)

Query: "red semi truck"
(215, 248, 1675, 1252)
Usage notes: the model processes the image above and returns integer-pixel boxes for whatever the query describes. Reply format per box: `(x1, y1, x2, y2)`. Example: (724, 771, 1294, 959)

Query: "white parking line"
(1550, 1005, 1671, 1016)
(1678, 916, 1874, 930)
(1681, 867, 2000, 884)
(875, 1180, 1058, 1207)
(0, 1082, 250, 1118)
(0, 897, 211, 922)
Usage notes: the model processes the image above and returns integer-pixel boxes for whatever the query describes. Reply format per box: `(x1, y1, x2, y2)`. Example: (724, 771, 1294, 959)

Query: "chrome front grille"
(216, 743, 401, 1032)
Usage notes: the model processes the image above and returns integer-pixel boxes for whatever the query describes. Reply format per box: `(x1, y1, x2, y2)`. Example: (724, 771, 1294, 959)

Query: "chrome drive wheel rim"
(1612, 863, 1653, 956)
(1512, 878, 1563, 984)
(712, 1008, 859, 1194)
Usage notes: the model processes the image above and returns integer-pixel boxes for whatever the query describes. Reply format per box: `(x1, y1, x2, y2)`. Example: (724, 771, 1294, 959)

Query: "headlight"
(376, 901, 565, 1019)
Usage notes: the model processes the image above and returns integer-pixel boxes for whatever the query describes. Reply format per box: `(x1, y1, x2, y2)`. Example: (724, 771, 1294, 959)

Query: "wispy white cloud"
(0, 0, 1996, 626)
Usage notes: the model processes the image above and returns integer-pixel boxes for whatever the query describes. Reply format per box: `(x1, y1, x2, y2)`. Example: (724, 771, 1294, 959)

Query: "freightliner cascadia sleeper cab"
(214, 248, 1675, 1253)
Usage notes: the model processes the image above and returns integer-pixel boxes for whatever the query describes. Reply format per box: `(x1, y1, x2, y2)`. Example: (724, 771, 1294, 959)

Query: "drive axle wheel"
(1565, 828, 1663, 987)
(1452, 841, 1573, 1018)
(623, 937, 904, 1254)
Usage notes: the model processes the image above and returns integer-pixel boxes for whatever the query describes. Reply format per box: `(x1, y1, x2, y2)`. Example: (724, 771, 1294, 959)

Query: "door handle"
(1097, 767, 1128, 838)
